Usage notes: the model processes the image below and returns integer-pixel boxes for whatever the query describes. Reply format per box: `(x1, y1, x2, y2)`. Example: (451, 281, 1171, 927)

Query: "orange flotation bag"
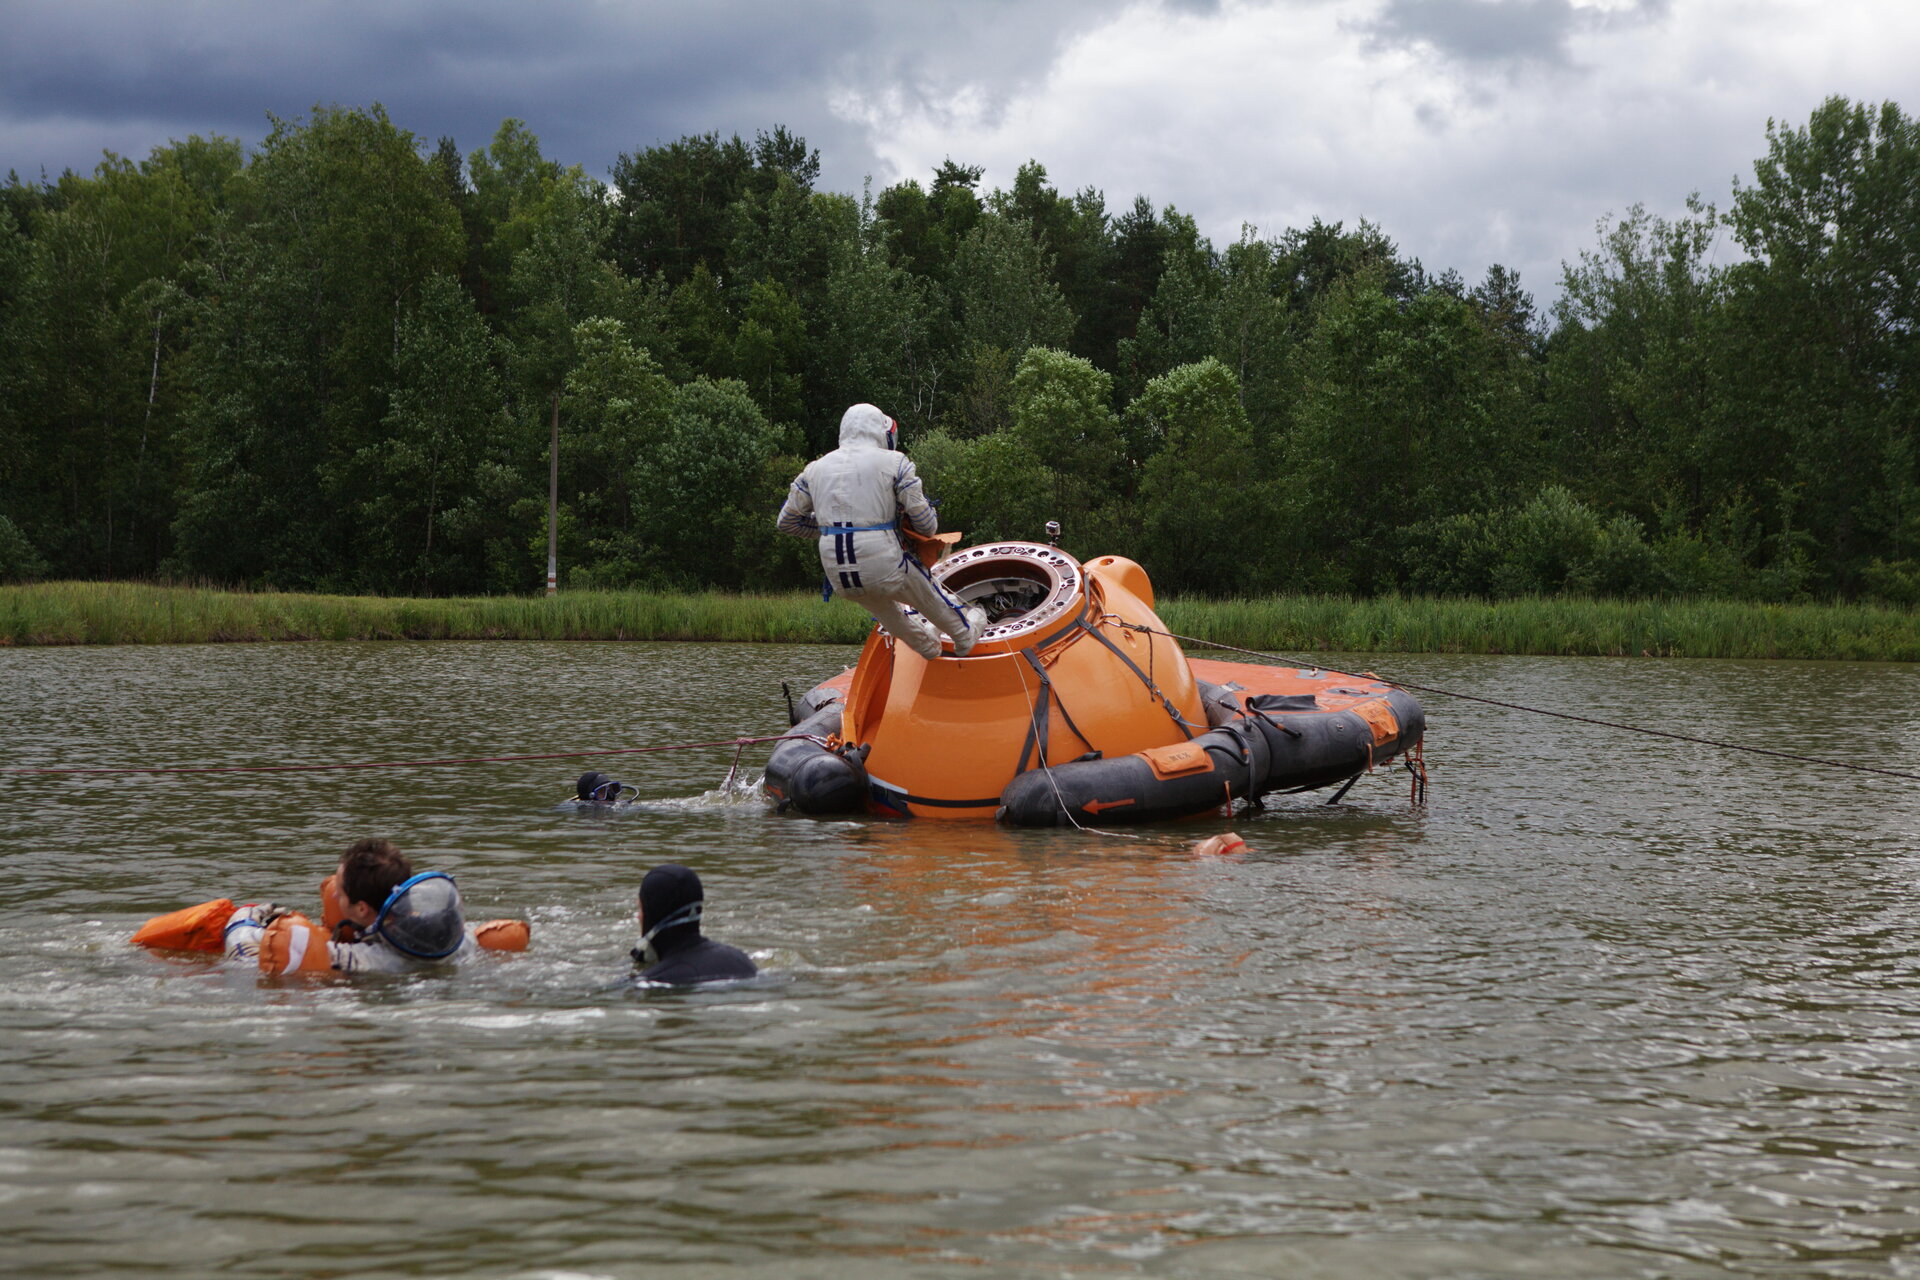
(474, 919, 531, 951)
(319, 873, 349, 930)
(1191, 832, 1248, 858)
(130, 898, 237, 952)
(258, 913, 333, 974)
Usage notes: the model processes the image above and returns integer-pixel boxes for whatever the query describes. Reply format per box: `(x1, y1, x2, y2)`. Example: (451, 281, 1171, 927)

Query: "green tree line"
(1, 97, 1915, 602)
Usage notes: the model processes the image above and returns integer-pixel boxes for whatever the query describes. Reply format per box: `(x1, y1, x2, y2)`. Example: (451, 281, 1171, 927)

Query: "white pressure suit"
(222, 873, 481, 974)
(777, 404, 981, 660)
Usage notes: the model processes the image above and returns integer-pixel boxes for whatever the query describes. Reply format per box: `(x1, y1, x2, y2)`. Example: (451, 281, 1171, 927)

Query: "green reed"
(1155, 593, 1920, 662)
(4, 582, 1916, 660)
(0, 582, 871, 646)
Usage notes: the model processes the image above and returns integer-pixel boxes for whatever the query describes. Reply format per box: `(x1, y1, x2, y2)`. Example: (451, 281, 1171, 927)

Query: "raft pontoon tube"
(763, 541, 1425, 825)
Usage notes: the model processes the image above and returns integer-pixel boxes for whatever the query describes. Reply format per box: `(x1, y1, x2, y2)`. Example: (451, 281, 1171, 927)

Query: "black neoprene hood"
(639, 864, 704, 939)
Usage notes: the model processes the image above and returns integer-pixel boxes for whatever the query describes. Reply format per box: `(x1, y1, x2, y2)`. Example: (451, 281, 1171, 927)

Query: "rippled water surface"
(4, 641, 1920, 1278)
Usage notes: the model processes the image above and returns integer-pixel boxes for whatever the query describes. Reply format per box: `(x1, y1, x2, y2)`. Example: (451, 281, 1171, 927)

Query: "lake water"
(3, 640, 1919, 1278)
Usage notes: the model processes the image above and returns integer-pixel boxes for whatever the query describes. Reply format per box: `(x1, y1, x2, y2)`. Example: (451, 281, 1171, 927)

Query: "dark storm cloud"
(0, 0, 1120, 187)
(1358, 0, 1669, 68)
(10, 0, 1900, 312)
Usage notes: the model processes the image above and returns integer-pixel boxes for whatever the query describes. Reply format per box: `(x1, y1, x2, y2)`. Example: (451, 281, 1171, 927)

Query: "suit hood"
(838, 403, 895, 450)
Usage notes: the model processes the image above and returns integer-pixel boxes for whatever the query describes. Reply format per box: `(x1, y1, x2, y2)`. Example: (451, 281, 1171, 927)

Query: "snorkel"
(630, 900, 702, 966)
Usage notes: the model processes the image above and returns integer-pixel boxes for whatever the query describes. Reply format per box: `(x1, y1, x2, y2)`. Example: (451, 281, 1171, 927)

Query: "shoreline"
(2, 581, 1917, 661)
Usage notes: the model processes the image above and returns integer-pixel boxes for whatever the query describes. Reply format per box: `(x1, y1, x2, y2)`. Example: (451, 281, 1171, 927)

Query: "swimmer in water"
(631, 864, 757, 985)
(573, 771, 633, 805)
(134, 838, 528, 972)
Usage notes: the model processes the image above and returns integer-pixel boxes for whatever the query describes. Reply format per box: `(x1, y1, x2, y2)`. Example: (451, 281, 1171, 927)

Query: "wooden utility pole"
(546, 390, 559, 596)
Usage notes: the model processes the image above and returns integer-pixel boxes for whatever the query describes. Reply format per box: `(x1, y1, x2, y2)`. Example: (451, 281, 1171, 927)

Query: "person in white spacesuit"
(222, 839, 525, 974)
(776, 403, 985, 661)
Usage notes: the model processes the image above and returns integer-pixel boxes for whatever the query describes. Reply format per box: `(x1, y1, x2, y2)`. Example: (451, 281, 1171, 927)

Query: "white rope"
(1004, 634, 1164, 844)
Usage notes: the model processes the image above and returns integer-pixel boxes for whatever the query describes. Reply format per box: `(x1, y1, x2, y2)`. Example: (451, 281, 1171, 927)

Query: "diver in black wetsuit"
(631, 864, 758, 985)
(575, 771, 630, 804)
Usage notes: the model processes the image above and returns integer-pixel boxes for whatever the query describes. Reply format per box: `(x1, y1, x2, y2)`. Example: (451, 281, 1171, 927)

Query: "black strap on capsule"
(1071, 619, 1199, 739)
(1013, 649, 1097, 776)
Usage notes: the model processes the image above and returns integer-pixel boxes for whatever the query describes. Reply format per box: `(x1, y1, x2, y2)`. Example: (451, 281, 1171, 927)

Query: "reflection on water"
(3, 642, 1920, 1277)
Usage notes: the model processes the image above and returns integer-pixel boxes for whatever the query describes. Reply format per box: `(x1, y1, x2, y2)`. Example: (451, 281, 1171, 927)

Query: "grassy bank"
(2, 581, 1916, 660)
(1155, 594, 1920, 662)
(0, 582, 870, 646)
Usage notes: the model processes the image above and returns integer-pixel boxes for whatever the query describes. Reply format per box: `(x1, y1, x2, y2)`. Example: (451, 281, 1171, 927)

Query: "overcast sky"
(5, 0, 1915, 305)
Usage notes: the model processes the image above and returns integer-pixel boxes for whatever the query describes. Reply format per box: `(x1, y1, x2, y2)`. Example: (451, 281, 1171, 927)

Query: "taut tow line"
(1, 734, 803, 777)
(1113, 622, 1920, 786)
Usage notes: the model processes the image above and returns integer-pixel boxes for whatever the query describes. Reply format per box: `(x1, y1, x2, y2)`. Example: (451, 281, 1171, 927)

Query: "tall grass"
(1156, 593, 1920, 662)
(3, 582, 1916, 660)
(0, 583, 871, 646)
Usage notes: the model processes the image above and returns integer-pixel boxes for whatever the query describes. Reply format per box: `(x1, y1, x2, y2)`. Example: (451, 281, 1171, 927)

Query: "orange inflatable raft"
(764, 541, 1426, 824)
